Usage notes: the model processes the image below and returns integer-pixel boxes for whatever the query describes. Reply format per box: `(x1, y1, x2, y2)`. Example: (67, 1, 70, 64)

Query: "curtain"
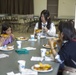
(0, 0, 34, 15)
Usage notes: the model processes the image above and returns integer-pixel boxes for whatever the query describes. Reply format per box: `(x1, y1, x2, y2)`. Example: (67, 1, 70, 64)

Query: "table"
(0, 39, 59, 75)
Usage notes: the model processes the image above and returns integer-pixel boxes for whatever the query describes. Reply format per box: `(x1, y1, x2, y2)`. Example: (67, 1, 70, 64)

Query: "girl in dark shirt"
(48, 20, 76, 75)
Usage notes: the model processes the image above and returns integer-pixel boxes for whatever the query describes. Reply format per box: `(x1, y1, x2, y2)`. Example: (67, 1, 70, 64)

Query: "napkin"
(46, 37, 54, 39)
(23, 47, 36, 50)
(15, 73, 21, 75)
(31, 56, 43, 61)
(7, 71, 14, 75)
(21, 69, 38, 75)
(28, 39, 37, 41)
(0, 54, 9, 58)
(45, 56, 54, 61)
(7, 71, 21, 75)
(15, 49, 29, 54)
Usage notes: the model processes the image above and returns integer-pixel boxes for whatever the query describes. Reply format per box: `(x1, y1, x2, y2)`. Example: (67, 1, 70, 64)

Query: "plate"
(16, 37, 28, 41)
(43, 44, 50, 49)
(0, 46, 14, 51)
(40, 36, 46, 39)
(31, 64, 53, 72)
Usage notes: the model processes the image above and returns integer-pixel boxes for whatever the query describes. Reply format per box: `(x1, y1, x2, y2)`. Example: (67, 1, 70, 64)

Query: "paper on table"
(15, 73, 21, 75)
(21, 69, 38, 75)
(31, 56, 43, 61)
(45, 56, 54, 61)
(28, 39, 37, 41)
(7, 71, 14, 75)
(46, 37, 55, 39)
(0, 54, 9, 58)
(23, 47, 36, 50)
(7, 71, 21, 75)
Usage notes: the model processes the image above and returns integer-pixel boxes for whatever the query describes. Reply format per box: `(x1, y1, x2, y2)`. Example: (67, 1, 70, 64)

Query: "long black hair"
(38, 10, 51, 29)
(1, 22, 12, 34)
(58, 21, 76, 41)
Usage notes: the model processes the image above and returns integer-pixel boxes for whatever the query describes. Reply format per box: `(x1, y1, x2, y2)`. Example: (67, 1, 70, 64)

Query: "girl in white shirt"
(34, 10, 56, 37)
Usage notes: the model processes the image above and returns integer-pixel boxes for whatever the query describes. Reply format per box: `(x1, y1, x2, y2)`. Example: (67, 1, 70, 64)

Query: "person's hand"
(43, 26, 48, 32)
(0, 37, 5, 46)
(0, 37, 5, 42)
(10, 34, 15, 40)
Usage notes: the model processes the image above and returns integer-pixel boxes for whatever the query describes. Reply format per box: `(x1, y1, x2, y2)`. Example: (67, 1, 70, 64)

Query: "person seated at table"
(48, 21, 76, 75)
(34, 9, 56, 37)
(0, 22, 15, 46)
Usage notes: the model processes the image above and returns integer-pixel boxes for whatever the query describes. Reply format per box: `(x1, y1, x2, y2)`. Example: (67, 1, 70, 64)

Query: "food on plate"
(45, 50, 52, 55)
(7, 46, 13, 50)
(17, 37, 27, 40)
(34, 63, 51, 71)
(43, 44, 50, 48)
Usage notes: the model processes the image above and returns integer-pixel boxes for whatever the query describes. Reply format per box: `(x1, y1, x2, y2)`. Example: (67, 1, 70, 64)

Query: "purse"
(63, 66, 76, 75)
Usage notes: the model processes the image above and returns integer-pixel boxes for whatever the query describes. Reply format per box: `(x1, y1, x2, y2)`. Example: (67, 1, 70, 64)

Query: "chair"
(9, 16, 22, 31)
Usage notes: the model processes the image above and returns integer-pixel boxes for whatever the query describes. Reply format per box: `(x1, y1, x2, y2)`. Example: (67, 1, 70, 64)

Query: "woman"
(34, 9, 56, 37)
(48, 21, 76, 75)
(0, 22, 14, 46)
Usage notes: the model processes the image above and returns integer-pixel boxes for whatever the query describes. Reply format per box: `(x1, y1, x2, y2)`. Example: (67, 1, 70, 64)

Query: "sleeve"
(46, 23, 56, 36)
(34, 22, 38, 34)
(55, 54, 64, 64)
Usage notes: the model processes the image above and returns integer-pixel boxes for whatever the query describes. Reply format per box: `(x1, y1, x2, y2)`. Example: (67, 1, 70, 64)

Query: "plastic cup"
(30, 35, 34, 39)
(37, 33, 41, 39)
(18, 60, 26, 73)
(16, 41, 22, 49)
(40, 48, 46, 58)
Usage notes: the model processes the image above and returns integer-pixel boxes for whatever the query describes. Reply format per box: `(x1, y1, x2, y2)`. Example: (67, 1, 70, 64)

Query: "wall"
(58, 0, 76, 17)
(75, 4, 76, 29)
(34, 0, 76, 18)
(34, 0, 47, 16)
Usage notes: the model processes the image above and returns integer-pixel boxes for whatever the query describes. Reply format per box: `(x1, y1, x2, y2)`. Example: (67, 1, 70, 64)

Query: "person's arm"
(48, 39, 57, 56)
(46, 23, 56, 36)
(34, 22, 38, 34)
(48, 39, 64, 64)
(11, 34, 15, 40)
(0, 37, 5, 46)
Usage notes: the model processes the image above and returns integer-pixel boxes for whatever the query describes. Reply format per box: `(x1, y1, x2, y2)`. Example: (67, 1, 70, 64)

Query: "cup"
(16, 41, 22, 49)
(18, 60, 26, 73)
(30, 35, 34, 39)
(40, 48, 46, 58)
(37, 33, 41, 39)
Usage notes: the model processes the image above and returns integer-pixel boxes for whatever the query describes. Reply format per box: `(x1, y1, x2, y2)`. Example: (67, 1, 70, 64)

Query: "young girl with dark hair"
(49, 21, 76, 75)
(34, 10, 56, 37)
(0, 22, 14, 46)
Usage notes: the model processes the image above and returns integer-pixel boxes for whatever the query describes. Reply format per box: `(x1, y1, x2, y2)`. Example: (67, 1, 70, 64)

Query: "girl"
(48, 21, 76, 75)
(34, 9, 56, 37)
(0, 22, 14, 46)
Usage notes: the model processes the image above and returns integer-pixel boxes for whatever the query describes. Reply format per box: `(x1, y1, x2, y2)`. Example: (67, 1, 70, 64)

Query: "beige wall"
(34, 0, 47, 16)
(75, 4, 76, 29)
(34, 0, 76, 17)
(58, 0, 76, 17)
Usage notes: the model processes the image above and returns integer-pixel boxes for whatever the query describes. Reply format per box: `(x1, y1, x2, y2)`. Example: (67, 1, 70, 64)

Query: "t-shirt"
(3, 35, 13, 46)
(58, 40, 76, 68)
(34, 22, 56, 36)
